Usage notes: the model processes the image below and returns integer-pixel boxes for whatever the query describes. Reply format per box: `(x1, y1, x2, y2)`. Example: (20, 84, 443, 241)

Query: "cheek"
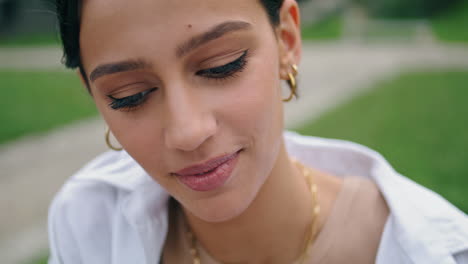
(98, 102, 168, 177)
(220, 50, 284, 144)
(217, 50, 284, 186)
(113, 118, 181, 194)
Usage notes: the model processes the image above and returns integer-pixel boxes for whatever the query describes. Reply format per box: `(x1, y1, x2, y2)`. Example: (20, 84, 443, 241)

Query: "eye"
(107, 87, 157, 110)
(196, 50, 248, 80)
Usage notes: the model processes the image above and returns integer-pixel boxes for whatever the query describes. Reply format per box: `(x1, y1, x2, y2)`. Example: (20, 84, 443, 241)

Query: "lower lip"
(176, 151, 240, 192)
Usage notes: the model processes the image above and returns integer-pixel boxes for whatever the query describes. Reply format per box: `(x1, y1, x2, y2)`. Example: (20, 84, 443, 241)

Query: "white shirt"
(48, 131, 468, 264)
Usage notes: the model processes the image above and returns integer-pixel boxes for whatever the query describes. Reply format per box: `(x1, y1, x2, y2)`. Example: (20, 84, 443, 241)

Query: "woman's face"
(79, 0, 300, 222)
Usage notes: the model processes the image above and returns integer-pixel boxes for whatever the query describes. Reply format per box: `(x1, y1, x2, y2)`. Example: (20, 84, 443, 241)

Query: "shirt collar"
(72, 149, 153, 191)
(285, 131, 468, 263)
(75, 131, 468, 263)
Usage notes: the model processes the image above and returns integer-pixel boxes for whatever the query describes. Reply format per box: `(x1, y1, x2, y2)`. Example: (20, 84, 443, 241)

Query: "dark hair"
(55, 0, 285, 77)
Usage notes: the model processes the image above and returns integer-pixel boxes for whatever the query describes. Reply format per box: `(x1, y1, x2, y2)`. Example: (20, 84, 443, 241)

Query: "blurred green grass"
(431, 1, 468, 44)
(24, 254, 48, 264)
(0, 71, 97, 145)
(0, 34, 59, 47)
(296, 70, 468, 213)
(302, 14, 342, 41)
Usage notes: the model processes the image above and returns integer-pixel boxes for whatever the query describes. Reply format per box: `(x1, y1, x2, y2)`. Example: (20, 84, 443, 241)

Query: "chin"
(172, 148, 257, 223)
(192, 149, 279, 223)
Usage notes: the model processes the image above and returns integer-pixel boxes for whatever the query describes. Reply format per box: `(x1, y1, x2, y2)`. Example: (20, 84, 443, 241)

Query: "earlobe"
(277, 0, 302, 80)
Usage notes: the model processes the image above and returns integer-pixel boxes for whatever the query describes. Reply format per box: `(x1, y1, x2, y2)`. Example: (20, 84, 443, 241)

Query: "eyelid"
(107, 87, 157, 110)
(198, 49, 246, 69)
(108, 87, 156, 100)
(108, 82, 151, 99)
(196, 49, 248, 76)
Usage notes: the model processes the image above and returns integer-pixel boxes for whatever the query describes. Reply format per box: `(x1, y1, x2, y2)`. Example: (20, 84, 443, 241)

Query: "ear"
(276, 0, 302, 80)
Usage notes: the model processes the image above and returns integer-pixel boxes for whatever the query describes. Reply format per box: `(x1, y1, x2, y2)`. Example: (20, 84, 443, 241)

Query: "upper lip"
(173, 150, 240, 176)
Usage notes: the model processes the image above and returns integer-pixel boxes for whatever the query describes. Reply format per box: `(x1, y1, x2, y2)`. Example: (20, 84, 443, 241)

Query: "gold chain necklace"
(185, 159, 321, 264)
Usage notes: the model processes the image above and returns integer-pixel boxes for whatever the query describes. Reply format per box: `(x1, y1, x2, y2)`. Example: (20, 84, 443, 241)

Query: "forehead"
(80, 0, 265, 18)
(79, 0, 269, 69)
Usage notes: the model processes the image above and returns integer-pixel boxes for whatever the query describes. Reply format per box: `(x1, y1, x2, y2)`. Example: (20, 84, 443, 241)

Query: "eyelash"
(108, 87, 157, 110)
(107, 50, 249, 111)
(196, 50, 249, 80)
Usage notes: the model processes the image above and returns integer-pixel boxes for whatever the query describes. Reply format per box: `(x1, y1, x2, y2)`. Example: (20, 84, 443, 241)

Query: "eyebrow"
(89, 59, 151, 82)
(176, 20, 252, 58)
(89, 21, 252, 82)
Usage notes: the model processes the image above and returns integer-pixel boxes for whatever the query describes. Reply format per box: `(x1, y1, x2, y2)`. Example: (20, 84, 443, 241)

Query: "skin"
(79, 0, 343, 262)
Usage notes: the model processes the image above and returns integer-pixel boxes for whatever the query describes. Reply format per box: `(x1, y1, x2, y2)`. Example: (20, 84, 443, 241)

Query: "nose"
(164, 86, 217, 152)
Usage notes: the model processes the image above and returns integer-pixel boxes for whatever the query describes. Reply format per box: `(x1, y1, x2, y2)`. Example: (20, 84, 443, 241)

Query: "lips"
(173, 150, 241, 192)
(174, 151, 238, 176)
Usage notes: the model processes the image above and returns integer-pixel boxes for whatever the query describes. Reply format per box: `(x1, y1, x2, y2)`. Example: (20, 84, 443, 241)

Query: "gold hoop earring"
(291, 64, 298, 76)
(105, 127, 123, 151)
(283, 64, 298, 102)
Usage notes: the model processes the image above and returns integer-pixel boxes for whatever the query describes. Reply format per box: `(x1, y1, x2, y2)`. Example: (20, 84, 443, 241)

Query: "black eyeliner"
(108, 50, 249, 111)
(108, 88, 157, 110)
(197, 50, 249, 79)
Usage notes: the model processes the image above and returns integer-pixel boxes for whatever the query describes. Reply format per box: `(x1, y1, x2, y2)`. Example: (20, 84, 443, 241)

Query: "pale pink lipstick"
(173, 150, 241, 192)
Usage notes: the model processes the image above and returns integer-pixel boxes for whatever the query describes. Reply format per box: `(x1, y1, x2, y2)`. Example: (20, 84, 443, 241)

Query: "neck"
(183, 141, 314, 263)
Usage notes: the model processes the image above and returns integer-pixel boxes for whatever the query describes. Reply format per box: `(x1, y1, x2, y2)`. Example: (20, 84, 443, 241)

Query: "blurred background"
(1, 0, 467, 263)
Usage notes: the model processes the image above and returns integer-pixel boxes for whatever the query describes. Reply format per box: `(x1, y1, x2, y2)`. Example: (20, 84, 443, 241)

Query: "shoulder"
(284, 131, 468, 263)
(47, 151, 128, 263)
(48, 179, 120, 261)
(49, 150, 145, 220)
(48, 150, 167, 263)
(377, 171, 468, 263)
